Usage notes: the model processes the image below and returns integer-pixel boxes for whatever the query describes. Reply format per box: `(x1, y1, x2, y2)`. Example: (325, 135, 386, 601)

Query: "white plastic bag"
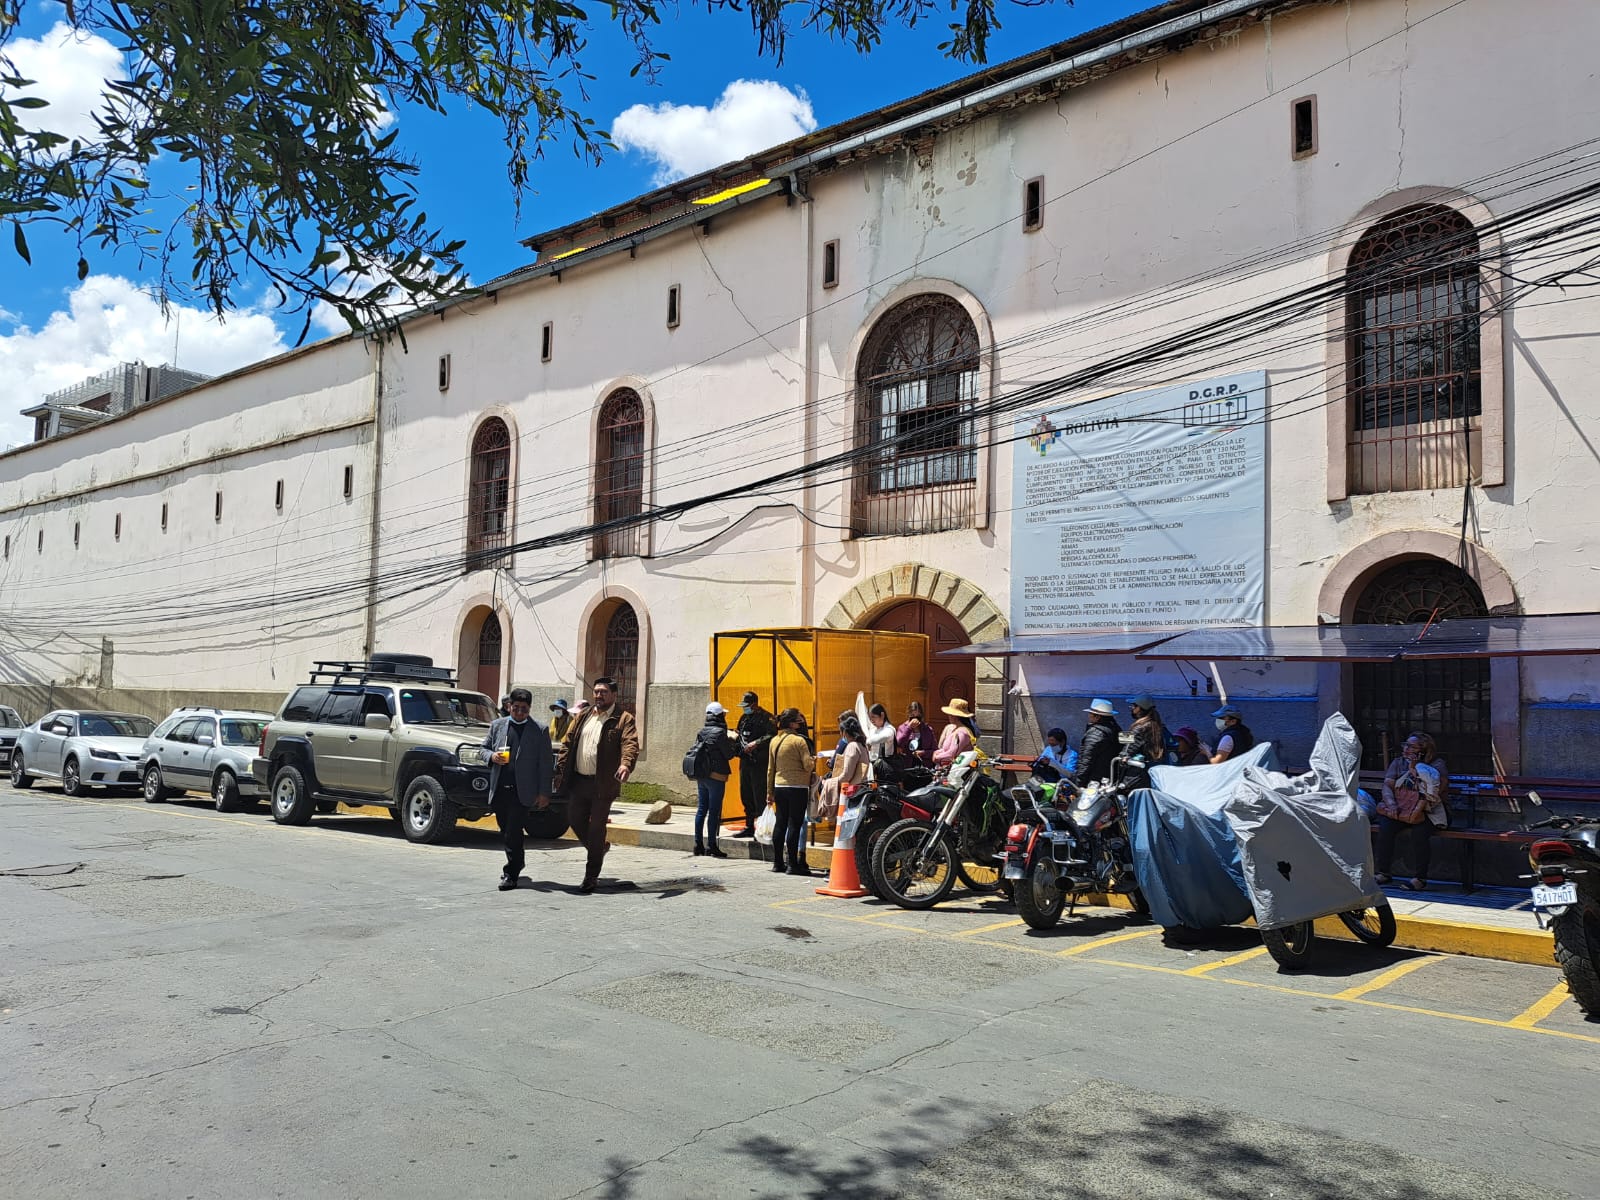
(836, 797, 866, 849)
(753, 802, 777, 845)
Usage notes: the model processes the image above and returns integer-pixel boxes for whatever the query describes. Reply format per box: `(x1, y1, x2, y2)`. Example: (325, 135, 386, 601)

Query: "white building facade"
(3, 0, 1599, 785)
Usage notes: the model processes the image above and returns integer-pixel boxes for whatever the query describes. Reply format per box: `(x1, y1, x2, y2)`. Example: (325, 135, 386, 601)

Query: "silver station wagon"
(138, 707, 275, 812)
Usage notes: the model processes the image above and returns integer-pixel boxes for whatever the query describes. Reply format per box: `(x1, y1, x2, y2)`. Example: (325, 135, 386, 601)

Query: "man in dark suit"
(482, 687, 554, 891)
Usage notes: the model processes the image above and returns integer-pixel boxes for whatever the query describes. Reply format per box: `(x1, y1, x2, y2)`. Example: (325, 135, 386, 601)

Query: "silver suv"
(251, 655, 560, 844)
(139, 707, 274, 812)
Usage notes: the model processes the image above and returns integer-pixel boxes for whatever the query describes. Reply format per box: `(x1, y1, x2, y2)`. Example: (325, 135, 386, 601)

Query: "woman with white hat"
(933, 698, 979, 767)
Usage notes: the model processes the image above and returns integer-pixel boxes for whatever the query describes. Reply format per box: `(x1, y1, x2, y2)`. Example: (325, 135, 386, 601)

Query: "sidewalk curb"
(538, 815, 1559, 969)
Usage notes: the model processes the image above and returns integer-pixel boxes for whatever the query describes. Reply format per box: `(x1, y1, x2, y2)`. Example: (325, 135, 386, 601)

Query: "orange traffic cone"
(816, 788, 869, 898)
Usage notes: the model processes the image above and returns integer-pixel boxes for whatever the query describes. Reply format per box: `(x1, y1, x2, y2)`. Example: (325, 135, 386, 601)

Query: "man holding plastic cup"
(482, 688, 554, 891)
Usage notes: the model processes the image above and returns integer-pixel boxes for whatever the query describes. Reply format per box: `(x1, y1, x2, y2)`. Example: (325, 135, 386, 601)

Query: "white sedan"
(10, 710, 157, 796)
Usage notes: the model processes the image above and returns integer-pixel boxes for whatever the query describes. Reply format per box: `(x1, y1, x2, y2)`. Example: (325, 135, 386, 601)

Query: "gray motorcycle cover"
(1221, 713, 1384, 930)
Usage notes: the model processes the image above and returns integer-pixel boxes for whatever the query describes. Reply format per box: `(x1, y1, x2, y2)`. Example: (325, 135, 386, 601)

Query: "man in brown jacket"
(555, 676, 640, 892)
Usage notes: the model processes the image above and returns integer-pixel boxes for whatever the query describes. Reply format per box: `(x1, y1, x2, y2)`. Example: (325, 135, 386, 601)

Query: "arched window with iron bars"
(467, 418, 512, 562)
(852, 295, 980, 537)
(603, 603, 640, 711)
(1345, 204, 1481, 494)
(594, 390, 646, 559)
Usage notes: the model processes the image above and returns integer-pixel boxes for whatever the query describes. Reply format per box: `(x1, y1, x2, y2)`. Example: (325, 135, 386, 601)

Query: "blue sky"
(0, 0, 1147, 448)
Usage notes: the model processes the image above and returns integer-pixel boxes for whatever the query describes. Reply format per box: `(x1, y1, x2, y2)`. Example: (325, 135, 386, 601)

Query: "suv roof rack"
(309, 658, 459, 687)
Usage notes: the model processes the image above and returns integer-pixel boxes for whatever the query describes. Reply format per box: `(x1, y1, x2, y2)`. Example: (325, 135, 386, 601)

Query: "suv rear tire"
(271, 764, 315, 825)
(400, 774, 458, 844)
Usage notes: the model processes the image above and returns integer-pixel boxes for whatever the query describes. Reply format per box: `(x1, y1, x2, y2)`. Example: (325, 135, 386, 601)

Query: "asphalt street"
(2, 778, 1598, 1200)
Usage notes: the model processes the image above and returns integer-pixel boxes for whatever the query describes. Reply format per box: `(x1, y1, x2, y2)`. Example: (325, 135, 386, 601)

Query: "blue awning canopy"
(943, 615, 1600, 662)
(938, 630, 1187, 658)
(1135, 614, 1600, 662)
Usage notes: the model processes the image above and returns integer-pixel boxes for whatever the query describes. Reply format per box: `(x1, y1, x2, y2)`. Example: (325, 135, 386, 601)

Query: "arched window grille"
(603, 603, 640, 710)
(477, 611, 503, 669)
(853, 295, 980, 536)
(467, 418, 512, 560)
(1351, 559, 1490, 774)
(1346, 205, 1481, 493)
(595, 390, 646, 559)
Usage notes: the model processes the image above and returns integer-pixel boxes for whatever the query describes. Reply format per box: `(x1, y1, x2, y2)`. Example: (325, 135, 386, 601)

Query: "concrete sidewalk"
(564, 801, 1559, 969)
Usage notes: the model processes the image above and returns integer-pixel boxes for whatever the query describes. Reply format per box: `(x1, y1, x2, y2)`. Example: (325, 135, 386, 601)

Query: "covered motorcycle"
(1125, 713, 1396, 968)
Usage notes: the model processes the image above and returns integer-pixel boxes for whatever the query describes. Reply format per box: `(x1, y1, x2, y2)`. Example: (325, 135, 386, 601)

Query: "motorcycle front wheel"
(854, 817, 890, 901)
(1014, 859, 1066, 930)
(872, 818, 957, 911)
(1337, 901, 1397, 947)
(1260, 920, 1315, 969)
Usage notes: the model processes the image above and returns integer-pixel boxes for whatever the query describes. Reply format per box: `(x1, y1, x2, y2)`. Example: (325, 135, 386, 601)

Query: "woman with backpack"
(686, 701, 738, 858)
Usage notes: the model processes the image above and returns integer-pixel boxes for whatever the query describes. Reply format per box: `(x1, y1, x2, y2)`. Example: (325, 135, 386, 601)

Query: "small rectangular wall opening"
(343, 465, 354, 499)
(114, 513, 121, 541)
(1292, 95, 1318, 159)
(822, 240, 839, 289)
(438, 353, 451, 391)
(161, 502, 168, 532)
(666, 284, 681, 329)
(274, 480, 284, 512)
(541, 322, 553, 362)
(1023, 177, 1044, 231)
(215, 491, 223, 523)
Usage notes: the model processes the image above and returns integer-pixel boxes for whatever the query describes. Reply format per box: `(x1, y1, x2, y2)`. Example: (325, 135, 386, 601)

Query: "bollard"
(815, 787, 869, 898)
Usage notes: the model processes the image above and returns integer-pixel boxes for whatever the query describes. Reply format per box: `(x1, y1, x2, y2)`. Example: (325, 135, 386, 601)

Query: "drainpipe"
(792, 172, 819, 627)
(362, 339, 386, 657)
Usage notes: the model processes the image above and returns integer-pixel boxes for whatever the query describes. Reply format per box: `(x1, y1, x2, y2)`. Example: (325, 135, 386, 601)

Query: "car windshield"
(0, 708, 20, 728)
(80, 714, 156, 738)
(397, 690, 495, 726)
(221, 719, 266, 746)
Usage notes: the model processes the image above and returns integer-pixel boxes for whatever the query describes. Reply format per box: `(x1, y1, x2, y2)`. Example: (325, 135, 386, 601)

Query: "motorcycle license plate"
(1532, 883, 1578, 908)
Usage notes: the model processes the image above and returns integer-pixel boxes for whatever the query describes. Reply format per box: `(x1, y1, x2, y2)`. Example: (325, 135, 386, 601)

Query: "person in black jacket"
(731, 691, 777, 838)
(1073, 698, 1123, 787)
(482, 688, 555, 891)
(691, 702, 739, 857)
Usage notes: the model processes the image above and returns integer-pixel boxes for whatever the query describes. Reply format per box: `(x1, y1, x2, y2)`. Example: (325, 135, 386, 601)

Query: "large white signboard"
(1011, 371, 1266, 635)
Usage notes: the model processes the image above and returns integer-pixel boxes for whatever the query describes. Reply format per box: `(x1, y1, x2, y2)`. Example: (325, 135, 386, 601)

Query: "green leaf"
(13, 221, 30, 264)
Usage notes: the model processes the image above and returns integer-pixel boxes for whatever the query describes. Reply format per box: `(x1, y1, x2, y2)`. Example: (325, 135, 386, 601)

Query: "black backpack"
(682, 739, 710, 779)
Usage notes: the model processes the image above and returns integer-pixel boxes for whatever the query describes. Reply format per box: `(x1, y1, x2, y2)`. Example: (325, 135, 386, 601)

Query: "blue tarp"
(1126, 717, 1383, 930)
(1125, 743, 1279, 930)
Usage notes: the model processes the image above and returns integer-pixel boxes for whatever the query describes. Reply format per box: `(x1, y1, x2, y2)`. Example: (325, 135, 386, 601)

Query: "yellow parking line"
(1509, 981, 1572, 1029)
(1333, 955, 1441, 1000)
(954, 918, 1027, 937)
(1183, 946, 1271, 976)
(1056, 927, 1164, 956)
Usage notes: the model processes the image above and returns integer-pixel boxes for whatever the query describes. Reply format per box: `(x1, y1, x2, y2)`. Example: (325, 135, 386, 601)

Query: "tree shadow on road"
(581, 1078, 1558, 1200)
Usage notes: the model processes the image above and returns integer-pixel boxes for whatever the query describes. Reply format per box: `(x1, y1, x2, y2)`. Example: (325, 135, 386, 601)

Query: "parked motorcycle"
(851, 758, 936, 901)
(1002, 752, 1151, 930)
(1524, 791, 1600, 1014)
(870, 749, 1014, 910)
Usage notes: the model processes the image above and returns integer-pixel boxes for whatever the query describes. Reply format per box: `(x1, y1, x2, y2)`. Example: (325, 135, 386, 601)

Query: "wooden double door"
(869, 599, 975, 711)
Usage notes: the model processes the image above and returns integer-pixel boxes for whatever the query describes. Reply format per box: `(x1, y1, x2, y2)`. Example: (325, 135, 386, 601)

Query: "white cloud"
(0, 276, 290, 451)
(613, 80, 816, 184)
(2, 21, 124, 145)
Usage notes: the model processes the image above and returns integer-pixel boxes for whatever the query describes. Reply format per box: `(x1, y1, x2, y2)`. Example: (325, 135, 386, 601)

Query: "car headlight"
(86, 747, 123, 760)
(455, 744, 491, 767)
